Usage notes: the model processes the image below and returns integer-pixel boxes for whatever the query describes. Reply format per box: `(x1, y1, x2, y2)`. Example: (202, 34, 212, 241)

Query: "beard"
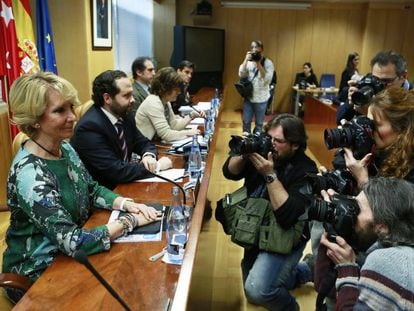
(355, 221, 378, 252)
(110, 100, 131, 119)
(273, 147, 295, 163)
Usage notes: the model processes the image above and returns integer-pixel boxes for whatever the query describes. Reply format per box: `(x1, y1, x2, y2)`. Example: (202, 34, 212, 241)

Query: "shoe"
(302, 253, 315, 282)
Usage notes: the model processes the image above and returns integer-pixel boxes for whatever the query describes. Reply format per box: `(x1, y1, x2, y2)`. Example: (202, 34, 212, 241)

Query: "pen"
(173, 175, 187, 181)
(190, 105, 201, 114)
(149, 247, 167, 262)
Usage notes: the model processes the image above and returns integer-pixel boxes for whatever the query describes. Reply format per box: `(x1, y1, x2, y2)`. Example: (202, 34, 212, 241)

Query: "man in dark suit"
(71, 70, 158, 190)
(131, 56, 155, 115)
(171, 60, 194, 114)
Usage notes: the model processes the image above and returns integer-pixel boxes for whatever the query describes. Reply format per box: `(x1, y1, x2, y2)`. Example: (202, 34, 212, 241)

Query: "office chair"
(319, 74, 336, 101)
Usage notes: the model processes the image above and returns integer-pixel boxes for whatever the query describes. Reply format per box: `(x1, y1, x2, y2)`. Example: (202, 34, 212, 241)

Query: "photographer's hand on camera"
(320, 233, 356, 265)
(343, 147, 371, 188)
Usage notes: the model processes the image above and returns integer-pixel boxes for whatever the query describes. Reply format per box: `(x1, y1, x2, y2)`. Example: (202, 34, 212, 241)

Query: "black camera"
(351, 73, 386, 107)
(305, 169, 357, 196)
(298, 79, 307, 90)
(250, 51, 262, 62)
(229, 133, 272, 157)
(308, 195, 360, 247)
(324, 116, 375, 160)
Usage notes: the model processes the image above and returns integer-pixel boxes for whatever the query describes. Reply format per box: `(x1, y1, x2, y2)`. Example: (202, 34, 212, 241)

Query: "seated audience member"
(131, 56, 156, 115)
(135, 67, 204, 142)
(294, 62, 319, 89)
(336, 50, 413, 124)
(71, 70, 171, 190)
(222, 114, 318, 310)
(171, 60, 194, 114)
(2, 72, 160, 303)
(318, 177, 414, 311)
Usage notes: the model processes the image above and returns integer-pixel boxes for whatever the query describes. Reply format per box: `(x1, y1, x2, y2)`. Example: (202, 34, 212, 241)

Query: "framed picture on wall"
(92, 0, 112, 49)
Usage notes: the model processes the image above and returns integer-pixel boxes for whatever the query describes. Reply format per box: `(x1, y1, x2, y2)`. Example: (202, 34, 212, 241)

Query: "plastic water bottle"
(166, 186, 187, 264)
(188, 135, 202, 184)
(183, 189, 194, 233)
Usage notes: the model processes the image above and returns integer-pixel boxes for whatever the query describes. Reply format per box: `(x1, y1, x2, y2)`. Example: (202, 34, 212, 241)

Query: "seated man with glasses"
(222, 114, 318, 310)
(336, 50, 413, 124)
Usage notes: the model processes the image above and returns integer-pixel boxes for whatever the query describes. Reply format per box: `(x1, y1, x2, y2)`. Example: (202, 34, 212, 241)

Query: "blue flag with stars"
(36, 0, 57, 74)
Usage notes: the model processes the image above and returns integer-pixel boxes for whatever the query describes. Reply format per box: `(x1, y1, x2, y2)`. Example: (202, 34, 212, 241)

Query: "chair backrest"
(75, 100, 94, 120)
(320, 74, 336, 88)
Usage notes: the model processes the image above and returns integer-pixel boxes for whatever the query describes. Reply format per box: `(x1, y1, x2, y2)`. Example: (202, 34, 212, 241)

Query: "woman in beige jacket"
(135, 67, 204, 142)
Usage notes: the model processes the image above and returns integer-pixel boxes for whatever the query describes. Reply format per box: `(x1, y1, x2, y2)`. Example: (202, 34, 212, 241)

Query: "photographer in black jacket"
(222, 114, 318, 310)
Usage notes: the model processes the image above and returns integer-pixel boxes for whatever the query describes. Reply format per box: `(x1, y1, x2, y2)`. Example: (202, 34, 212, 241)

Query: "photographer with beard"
(222, 114, 318, 310)
(318, 177, 414, 310)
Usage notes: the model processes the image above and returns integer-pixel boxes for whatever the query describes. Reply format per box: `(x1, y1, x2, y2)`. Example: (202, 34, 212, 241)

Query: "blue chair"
(319, 74, 336, 101)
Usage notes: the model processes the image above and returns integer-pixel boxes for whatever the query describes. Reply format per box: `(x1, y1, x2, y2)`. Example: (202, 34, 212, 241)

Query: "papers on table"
(178, 101, 211, 114)
(190, 117, 205, 125)
(136, 168, 185, 182)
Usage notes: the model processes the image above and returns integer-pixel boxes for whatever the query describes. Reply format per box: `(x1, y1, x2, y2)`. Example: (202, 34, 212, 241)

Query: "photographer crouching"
(222, 114, 318, 310)
(316, 177, 414, 310)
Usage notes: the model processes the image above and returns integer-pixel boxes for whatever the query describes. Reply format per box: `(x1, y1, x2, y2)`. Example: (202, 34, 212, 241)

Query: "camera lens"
(324, 128, 353, 150)
(308, 199, 335, 222)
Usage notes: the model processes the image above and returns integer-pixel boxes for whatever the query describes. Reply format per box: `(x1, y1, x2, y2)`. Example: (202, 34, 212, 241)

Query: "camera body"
(229, 133, 272, 158)
(308, 195, 360, 247)
(250, 51, 262, 62)
(305, 169, 357, 196)
(298, 79, 307, 90)
(324, 115, 375, 160)
(351, 73, 386, 106)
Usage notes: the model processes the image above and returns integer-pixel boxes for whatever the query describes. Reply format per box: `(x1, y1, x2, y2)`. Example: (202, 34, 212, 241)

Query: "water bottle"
(166, 186, 187, 264)
(183, 189, 194, 233)
(188, 135, 202, 184)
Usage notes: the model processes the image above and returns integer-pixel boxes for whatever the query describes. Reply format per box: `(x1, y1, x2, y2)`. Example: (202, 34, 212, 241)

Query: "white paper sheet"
(135, 168, 185, 182)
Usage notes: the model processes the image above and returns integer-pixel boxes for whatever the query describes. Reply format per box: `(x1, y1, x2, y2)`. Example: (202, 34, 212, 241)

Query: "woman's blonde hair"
(9, 72, 80, 137)
(369, 87, 414, 178)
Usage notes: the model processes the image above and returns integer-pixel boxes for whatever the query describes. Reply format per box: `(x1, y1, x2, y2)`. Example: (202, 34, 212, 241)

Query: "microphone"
(145, 170, 187, 205)
(173, 139, 192, 153)
(73, 250, 131, 311)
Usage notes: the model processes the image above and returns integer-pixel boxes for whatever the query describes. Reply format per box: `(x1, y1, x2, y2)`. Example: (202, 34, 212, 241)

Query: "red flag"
(0, 0, 22, 138)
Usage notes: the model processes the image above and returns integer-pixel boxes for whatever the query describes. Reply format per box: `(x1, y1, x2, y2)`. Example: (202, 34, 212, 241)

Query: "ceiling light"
(221, 1, 311, 10)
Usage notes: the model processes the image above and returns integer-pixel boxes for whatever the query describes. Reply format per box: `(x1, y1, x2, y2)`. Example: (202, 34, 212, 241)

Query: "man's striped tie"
(115, 119, 128, 161)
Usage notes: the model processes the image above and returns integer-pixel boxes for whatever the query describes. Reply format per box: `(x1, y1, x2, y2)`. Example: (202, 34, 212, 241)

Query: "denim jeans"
(241, 240, 307, 311)
(242, 99, 268, 134)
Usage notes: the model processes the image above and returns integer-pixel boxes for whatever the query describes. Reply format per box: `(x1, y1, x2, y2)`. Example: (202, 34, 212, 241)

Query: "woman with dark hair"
(294, 62, 319, 88)
(339, 52, 361, 91)
(135, 67, 204, 142)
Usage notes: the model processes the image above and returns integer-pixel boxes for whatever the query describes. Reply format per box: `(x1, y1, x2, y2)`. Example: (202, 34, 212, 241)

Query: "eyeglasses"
(378, 76, 399, 85)
(271, 137, 288, 144)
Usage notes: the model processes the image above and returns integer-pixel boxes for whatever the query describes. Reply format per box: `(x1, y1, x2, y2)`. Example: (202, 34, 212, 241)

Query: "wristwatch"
(265, 173, 277, 184)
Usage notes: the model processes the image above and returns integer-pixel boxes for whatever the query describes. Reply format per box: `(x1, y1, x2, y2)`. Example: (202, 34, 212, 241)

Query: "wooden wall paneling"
(153, 0, 176, 68)
(401, 9, 414, 81)
(276, 10, 299, 113)
(384, 10, 406, 51)
(310, 9, 331, 80)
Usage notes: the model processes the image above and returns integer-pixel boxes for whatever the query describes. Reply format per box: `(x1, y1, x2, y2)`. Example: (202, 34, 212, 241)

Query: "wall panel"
(174, 1, 414, 112)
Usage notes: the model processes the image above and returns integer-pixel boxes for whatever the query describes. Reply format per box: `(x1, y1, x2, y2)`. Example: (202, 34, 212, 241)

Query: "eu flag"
(36, 0, 57, 74)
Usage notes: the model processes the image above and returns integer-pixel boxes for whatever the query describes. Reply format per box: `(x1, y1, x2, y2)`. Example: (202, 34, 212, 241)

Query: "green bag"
(216, 186, 304, 254)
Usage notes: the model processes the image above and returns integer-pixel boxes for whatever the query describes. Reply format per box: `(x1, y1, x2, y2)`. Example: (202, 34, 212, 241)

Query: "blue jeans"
(241, 240, 307, 310)
(243, 99, 268, 134)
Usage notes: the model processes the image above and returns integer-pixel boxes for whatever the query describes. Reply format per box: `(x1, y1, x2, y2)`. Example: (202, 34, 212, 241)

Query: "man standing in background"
(239, 40, 274, 134)
(131, 56, 156, 115)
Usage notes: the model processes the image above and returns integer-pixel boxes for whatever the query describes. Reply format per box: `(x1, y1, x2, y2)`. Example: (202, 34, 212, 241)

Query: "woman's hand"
(133, 211, 163, 227)
(320, 233, 356, 265)
(123, 201, 159, 220)
(190, 110, 206, 119)
(343, 147, 370, 187)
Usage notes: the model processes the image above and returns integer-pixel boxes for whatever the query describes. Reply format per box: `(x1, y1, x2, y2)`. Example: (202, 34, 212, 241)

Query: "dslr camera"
(308, 194, 360, 247)
(250, 51, 262, 62)
(324, 115, 375, 160)
(305, 168, 357, 196)
(229, 132, 272, 158)
(351, 73, 386, 107)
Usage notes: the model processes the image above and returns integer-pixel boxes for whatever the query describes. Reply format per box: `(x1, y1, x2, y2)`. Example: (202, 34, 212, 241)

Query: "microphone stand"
(73, 250, 131, 311)
(145, 170, 186, 205)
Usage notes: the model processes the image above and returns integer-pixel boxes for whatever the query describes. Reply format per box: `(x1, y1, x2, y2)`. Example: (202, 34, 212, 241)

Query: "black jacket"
(71, 105, 157, 190)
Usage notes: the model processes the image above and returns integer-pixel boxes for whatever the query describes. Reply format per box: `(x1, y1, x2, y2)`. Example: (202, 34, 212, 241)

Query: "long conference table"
(13, 88, 218, 310)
